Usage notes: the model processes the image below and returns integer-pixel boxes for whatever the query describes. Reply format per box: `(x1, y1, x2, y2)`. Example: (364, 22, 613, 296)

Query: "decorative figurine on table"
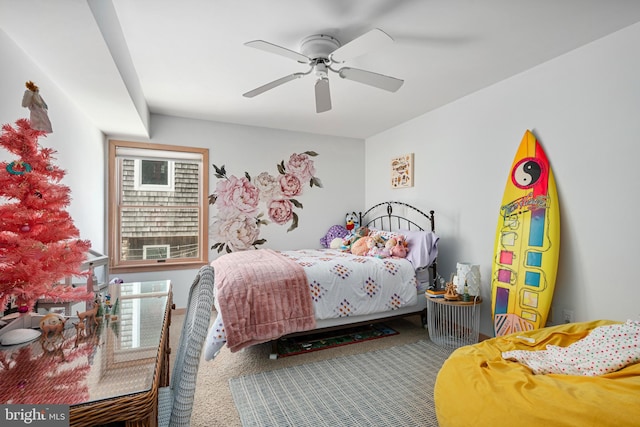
(73, 319, 86, 347)
(103, 293, 112, 318)
(39, 312, 67, 339)
(77, 305, 99, 335)
(73, 319, 86, 337)
(444, 281, 460, 301)
(39, 312, 67, 352)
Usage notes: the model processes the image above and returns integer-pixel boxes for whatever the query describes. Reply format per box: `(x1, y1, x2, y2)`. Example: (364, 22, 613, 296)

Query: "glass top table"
(0, 280, 172, 426)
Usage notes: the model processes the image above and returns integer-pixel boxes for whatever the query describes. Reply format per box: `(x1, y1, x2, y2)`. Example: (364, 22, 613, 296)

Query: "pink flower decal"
(215, 175, 259, 215)
(211, 214, 261, 252)
(287, 152, 316, 183)
(279, 174, 302, 197)
(254, 172, 281, 201)
(268, 199, 294, 225)
(210, 151, 322, 252)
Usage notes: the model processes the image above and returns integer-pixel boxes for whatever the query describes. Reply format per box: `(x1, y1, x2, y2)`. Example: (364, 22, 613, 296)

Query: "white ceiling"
(2, 0, 640, 139)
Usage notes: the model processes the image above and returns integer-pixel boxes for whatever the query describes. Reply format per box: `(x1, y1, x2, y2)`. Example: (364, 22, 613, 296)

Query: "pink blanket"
(212, 249, 316, 352)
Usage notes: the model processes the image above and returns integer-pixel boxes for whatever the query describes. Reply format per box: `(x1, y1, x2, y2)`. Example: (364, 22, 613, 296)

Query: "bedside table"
(426, 295, 482, 349)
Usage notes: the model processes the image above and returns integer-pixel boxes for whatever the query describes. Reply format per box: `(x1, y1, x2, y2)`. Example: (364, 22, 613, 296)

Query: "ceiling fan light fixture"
(243, 28, 403, 112)
(314, 61, 329, 78)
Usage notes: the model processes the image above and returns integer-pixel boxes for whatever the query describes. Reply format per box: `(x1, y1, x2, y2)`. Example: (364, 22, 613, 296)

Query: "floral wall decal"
(210, 151, 322, 253)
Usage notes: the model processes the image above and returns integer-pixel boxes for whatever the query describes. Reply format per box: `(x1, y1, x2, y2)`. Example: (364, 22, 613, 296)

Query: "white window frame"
(133, 159, 175, 192)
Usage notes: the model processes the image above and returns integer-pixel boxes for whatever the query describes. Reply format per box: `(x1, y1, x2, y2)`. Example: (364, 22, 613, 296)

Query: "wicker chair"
(158, 265, 215, 427)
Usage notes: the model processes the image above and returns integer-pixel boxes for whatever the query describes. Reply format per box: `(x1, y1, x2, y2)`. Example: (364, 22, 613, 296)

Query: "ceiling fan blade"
(315, 78, 332, 113)
(245, 40, 310, 63)
(243, 73, 306, 98)
(330, 28, 393, 63)
(338, 67, 404, 92)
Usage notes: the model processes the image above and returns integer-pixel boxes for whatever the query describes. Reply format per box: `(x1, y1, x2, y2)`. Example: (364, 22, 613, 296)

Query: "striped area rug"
(229, 339, 453, 426)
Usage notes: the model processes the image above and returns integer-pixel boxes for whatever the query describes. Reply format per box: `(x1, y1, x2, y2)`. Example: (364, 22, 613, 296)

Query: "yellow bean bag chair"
(435, 320, 640, 427)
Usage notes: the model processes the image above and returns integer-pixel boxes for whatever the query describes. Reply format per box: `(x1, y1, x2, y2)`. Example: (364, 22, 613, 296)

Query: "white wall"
(366, 23, 640, 336)
(0, 29, 105, 250)
(113, 114, 365, 307)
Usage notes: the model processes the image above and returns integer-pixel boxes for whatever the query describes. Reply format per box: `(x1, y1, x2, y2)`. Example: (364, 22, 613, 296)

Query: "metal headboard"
(359, 201, 435, 232)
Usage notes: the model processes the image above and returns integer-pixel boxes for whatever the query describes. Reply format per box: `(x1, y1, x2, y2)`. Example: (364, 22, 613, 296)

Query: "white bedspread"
(280, 249, 418, 319)
(205, 249, 419, 360)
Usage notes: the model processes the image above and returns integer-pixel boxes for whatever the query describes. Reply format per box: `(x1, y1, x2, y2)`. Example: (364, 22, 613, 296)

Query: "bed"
(204, 201, 439, 360)
(434, 319, 640, 427)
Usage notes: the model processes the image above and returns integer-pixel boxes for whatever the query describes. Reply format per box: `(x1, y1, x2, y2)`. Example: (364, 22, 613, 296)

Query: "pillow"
(399, 229, 439, 268)
(204, 311, 226, 361)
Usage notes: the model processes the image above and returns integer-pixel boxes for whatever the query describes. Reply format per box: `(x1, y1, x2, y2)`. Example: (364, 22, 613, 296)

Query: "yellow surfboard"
(491, 130, 560, 336)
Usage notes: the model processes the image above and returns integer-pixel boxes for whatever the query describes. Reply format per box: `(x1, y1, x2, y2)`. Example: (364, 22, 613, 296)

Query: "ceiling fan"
(242, 28, 404, 113)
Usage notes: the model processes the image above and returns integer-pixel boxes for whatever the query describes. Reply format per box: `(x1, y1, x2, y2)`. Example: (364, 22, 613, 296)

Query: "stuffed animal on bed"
(373, 237, 396, 259)
(345, 212, 360, 233)
(329, 237, 344, 249)
(341, 226, 369, 252)
(350, 236, 370, 256)
(365, 235, 387, 257)
(348, 228, 373, 255)
(320, 224, 349, 248)
(390, 236, 408, 258)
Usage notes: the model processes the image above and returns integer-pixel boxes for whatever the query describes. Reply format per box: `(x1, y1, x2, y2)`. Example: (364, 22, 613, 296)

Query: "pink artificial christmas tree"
(0, 118, 91, 314)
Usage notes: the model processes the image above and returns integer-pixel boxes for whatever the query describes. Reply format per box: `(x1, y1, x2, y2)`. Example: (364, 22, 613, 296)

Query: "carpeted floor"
(230, 339, 452, 426)
(169, 310, 444, 427)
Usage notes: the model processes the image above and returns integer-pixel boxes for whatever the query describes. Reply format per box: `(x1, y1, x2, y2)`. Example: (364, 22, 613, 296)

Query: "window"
(134, 159, 174, 191)
(143, 244, 170, 260)
(108, 140, 209, 272)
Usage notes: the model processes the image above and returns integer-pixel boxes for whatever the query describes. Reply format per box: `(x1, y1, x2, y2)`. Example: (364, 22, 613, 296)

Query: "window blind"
(115, 146, 202, 162)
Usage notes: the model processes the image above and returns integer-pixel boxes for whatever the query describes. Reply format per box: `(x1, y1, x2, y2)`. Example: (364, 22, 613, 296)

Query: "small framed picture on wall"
(391, 153, 414, 188)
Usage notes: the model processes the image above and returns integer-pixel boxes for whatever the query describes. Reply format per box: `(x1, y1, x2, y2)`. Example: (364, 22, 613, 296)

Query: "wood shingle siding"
(121, 160, 200, 238)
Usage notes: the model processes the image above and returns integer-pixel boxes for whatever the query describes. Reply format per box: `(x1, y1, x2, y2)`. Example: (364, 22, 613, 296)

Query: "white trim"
(133, 159, 175, 192)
